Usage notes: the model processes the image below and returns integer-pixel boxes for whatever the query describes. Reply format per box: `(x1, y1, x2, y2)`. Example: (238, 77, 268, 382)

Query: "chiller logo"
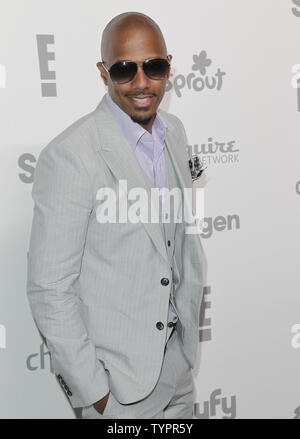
(190, 137, 240, 166)
(26, 342, 54, 372)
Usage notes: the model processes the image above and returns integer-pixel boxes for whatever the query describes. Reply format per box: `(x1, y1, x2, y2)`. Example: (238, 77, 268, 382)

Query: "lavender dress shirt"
(105, 92, 178, 324)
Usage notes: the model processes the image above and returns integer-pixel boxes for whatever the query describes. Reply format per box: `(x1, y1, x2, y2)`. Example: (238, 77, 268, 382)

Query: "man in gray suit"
(27, 11, 204, 419)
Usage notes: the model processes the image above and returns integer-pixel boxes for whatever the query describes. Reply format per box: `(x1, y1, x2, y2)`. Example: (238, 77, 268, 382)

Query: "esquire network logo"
(166, 50, 226, 98)
(190, 137, 240, 166)
(194, 388, 237, 419)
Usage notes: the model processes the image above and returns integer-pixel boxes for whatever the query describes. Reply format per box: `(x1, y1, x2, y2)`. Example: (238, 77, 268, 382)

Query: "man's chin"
(130, 113, 154, 125)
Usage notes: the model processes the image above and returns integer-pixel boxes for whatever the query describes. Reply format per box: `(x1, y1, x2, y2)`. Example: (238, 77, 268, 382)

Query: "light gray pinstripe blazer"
(26, 94, 204, 409)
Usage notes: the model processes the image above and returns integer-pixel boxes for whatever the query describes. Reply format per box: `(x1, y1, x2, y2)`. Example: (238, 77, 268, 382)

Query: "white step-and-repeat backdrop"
(0, 0, 299, 419)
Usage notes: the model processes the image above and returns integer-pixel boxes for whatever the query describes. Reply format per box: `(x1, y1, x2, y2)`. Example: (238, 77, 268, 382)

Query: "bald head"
(101, 12, 167, 63)
(97, 12, 171, 134)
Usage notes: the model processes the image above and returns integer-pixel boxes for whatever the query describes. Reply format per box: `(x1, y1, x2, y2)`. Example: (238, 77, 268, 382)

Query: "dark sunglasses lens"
(144, 59, 170, 79)
(109, 61, 137, 84)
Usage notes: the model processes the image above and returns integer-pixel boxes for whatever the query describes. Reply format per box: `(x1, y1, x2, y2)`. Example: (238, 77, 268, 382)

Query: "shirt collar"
(105, 92, 167, 151)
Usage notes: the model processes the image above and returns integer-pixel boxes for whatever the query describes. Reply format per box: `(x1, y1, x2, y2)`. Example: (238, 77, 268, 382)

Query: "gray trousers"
(81, 328, 195, 419)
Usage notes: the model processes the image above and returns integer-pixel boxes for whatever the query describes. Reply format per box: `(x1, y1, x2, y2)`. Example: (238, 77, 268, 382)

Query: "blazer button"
(156, 322, 164, 330)
(161, 278, 169, 286)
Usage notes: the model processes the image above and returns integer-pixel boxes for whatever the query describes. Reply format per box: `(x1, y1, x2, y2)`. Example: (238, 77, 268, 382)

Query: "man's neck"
(135, 114, 156, 134)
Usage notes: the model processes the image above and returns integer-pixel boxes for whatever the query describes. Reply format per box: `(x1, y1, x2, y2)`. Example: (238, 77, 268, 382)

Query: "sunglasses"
(101, 56, 171, 84)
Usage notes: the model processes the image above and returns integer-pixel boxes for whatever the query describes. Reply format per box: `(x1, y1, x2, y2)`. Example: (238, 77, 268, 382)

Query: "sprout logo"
(166, 51, 226, 98)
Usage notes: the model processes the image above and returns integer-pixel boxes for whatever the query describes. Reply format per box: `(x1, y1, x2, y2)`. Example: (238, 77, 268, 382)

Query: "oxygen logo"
(291, 64, 300, 111)
(200, 213, 240, 239)
(199, 286, 212, 342)
(291, 324, 300, 349)
(26, 342, 54, 373)
(0, 324, 6, 349)
(194, 388, 237, 419)
(291, 0, 300, 16)
(0, 64, 6, 88)
(166, 50, 226, 98)
(36, 35, 57, 97)
(190, 137, 239, 166)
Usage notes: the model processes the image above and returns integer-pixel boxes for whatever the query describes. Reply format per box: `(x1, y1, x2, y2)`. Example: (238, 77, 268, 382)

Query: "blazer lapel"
(92, 95, 191, 266)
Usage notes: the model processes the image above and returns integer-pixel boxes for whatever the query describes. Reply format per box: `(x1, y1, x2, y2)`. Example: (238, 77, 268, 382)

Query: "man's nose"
(131, 65, 151, 88)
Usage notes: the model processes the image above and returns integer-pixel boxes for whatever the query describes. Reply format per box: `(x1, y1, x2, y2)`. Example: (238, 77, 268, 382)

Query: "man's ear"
(167, 55, 172, 79)
(96, 62, 108, 86)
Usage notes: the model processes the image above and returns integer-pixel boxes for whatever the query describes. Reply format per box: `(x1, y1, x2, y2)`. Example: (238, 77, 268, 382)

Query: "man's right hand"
(93, 391, 110, 414)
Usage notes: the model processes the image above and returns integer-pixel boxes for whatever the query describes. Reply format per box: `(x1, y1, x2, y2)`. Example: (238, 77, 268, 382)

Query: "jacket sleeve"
(26, 141, 110, 408)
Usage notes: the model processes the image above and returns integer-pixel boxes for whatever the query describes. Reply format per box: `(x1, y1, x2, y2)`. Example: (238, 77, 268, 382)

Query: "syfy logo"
(0, 64, 6, 88)
(199, 286, 212, 342)
(36, 35, 57, 97)
(291, 0, 300, 16)
(190, 137, 240, 166)
(294, 406, 300, 418)
(18, 153, 36, 183)
(166, 51, 226, 98)
(291, 64, 300, 112)
(291, 324, 300, 349)
(0, 324, 6, 349)
(26, 342, 54, 373)
(194, 388, 236, 419)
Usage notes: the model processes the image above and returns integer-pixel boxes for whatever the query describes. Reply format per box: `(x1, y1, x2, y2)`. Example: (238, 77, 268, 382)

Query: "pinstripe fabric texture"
(26, 94, 204, 409)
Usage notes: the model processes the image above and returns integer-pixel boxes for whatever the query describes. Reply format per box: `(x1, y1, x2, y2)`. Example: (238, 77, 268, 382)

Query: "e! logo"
(199, 286, 212, 342)
(36, 35, 57, 97)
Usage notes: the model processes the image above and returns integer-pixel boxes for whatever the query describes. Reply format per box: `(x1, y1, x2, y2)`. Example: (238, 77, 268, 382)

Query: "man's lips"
(128, 95, 154, 108)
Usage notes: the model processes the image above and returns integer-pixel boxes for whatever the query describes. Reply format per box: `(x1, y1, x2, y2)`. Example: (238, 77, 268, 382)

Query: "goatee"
(130, 114, 153, 125)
